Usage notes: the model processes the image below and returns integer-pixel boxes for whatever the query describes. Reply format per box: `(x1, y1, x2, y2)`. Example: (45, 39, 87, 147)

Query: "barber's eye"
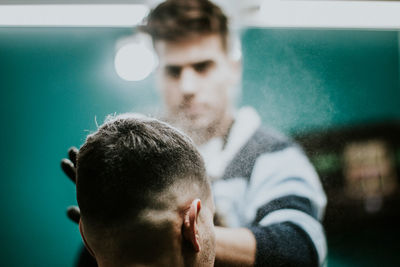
(166, 66, 181, 78)
(193, 61, 213, 74)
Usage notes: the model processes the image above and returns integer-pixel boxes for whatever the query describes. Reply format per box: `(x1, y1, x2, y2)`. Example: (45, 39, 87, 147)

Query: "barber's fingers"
(62, 147, 80, 224)
(61, 158, 77, 184)
(67, 206, 81, 224)
(68, 147, 78, 165)
(62, 146, 78, 183)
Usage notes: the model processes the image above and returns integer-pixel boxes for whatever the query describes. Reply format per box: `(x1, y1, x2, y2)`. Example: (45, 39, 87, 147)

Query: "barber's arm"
(214, 226, 256, 267)
(213, 214, 322, 267)
(215, 146, 327, 267)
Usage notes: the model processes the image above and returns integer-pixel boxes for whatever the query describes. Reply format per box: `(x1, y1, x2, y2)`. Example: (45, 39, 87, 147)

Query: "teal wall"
(0, 27, 399, 266)
(0, 28, 159, 267)
(242, 29, 400, 134)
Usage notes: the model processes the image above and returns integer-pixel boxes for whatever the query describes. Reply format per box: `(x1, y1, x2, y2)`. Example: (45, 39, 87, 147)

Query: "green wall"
(242, 29, 400, 134)
(0, 28, 158, 266)
(0, 27, 399, 266)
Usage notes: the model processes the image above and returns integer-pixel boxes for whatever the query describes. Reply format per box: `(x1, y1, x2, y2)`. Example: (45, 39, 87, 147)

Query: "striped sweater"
(199, 107, 327, 267)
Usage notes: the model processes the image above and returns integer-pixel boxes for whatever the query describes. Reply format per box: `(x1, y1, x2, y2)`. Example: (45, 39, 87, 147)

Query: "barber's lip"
(181, 104, 205, 115)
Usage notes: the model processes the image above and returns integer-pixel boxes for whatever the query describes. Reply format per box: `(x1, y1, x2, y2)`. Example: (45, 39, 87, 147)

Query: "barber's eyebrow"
(192, 60, 214, 67)
(164, 60, 215, 78)
(165, 60, 215, 69)
(192, 60, 215, 72)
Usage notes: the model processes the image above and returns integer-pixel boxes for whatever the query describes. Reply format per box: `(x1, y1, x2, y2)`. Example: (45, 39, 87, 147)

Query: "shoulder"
(250, 126, 295, 154)
(222, 125, 298, 180)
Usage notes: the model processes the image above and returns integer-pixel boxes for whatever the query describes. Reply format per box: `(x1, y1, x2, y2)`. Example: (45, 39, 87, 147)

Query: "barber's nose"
(179, 67, 198, 95)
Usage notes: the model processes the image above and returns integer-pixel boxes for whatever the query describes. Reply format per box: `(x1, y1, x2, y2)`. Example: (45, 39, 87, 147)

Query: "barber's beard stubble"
(166, 111, 222, 146)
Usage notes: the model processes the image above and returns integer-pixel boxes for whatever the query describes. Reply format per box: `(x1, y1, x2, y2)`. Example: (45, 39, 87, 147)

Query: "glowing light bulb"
(114, 42, 157, 81)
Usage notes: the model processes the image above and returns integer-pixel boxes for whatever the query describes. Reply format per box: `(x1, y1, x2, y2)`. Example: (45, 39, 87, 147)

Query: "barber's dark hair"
(76, 113, 209, 263)
(140, 0, 228, 49)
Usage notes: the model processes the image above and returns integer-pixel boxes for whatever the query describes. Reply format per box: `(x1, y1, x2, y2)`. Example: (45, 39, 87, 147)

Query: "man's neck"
(190, 114, 234, 146)
(97, 254, 185, 267)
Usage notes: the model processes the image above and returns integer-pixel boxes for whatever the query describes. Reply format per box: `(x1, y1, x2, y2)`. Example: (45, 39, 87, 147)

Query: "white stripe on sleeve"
(244, 147, 327, 222)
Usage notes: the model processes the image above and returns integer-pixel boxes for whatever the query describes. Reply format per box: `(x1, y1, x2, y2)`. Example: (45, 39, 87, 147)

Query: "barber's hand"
(67, 206, 81, 224)
(61, 147, 81, 224)
(61, 147, 78, 184)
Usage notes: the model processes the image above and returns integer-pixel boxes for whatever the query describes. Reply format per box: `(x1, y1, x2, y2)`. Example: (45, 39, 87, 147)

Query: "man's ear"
(182, 199, 202, 253)
(79, 220, 96, 258)
(227, 55, 242, 87)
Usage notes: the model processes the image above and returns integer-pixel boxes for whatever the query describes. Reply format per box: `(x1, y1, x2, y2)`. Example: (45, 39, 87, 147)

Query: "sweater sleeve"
(244, 146, 327, 266)
(250, 222, 318, 267)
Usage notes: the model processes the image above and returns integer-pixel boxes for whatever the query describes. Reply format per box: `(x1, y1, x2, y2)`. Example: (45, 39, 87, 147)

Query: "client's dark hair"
(76, 113, 209, 264)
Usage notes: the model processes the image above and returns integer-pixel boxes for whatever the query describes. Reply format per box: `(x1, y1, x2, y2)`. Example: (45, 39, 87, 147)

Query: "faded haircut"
(76, 113, 209, 263)
(140, 0, 229, 50)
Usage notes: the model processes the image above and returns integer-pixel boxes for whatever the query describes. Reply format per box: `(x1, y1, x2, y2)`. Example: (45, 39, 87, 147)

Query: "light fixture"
(0, 4, 149, 27)
(245, 0, 400, 29)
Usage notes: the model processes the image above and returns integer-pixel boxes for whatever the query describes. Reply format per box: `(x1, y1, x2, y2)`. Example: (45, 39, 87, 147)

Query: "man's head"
(141, 0, 241, 144)
(76, 114, 215, 267)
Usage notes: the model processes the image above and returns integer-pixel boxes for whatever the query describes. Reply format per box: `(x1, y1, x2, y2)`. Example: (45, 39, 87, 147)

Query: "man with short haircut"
(64, 0, 327, 266)
(76, 114, 216, 267)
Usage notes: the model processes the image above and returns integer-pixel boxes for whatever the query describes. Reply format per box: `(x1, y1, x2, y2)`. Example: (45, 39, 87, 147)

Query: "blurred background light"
(250, 0, 400, 29)
(0, 4, 149, 27)
(114, 41, 157, 81)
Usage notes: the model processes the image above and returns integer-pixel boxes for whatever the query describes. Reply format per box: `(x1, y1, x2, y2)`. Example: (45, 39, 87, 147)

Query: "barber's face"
(155, 34, 239, 136)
